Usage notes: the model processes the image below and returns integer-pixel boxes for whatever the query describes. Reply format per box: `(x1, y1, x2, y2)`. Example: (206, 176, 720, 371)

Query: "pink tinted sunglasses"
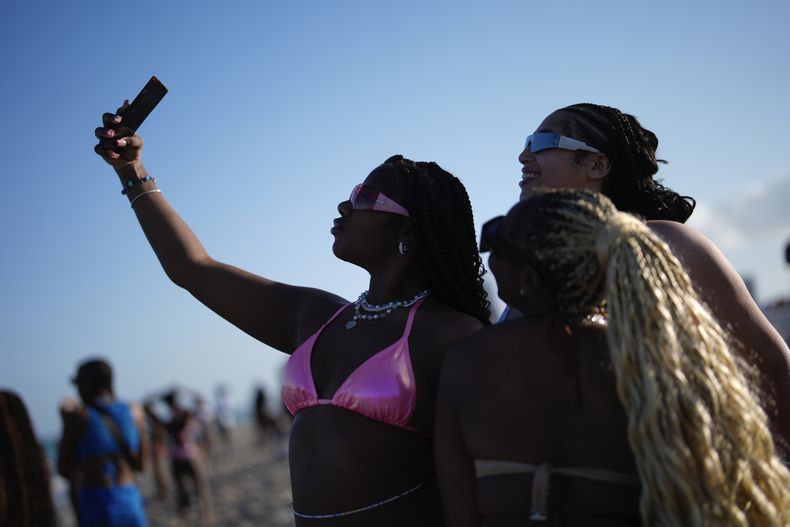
(349, 184, 410, 217)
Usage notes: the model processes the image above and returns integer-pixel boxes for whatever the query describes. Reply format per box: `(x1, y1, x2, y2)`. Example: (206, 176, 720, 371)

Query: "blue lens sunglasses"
(524, 133, 600, 154)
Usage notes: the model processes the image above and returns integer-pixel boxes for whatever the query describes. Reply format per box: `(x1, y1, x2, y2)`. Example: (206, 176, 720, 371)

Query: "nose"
(518, 146, 533, 165)
(338, 200, 352, 217)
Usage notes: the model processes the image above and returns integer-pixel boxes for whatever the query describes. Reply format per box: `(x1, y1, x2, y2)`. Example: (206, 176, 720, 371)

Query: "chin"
(331, 241, 359, 266)
(520, 182, 550, 201)
(331, 239, 346, 260)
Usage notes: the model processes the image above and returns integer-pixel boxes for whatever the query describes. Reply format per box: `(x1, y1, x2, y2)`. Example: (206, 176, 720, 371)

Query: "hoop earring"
(398, 241, 408, 255)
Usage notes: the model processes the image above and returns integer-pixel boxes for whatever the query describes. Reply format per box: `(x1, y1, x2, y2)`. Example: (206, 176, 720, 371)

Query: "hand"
(59, 396, 80, 420)
(93, 101, 144, 172)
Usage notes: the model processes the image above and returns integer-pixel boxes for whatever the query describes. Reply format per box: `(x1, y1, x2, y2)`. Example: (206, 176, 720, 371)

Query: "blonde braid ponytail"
(600, 202, 790, 526)
(514, 189, 790, 526)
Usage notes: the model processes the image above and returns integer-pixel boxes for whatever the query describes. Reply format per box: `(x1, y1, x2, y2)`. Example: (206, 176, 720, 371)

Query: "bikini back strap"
(474, 459, 639, 523)
(530, 463, 551, 521)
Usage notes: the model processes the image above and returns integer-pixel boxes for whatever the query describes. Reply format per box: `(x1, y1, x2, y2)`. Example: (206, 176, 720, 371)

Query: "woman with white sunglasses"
(501, 103, 789, 451)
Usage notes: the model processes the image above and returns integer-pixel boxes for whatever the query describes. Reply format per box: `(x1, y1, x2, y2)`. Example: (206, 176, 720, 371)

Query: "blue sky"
(1, 1, 789, 437)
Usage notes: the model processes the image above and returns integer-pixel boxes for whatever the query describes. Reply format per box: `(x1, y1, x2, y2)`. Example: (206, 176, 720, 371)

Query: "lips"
(519, 171, 541, 187)
(331, 218, 343, 235)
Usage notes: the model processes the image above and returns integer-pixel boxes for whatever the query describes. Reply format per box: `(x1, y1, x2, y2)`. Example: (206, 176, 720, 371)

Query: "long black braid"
(560, 103, 696, 223)
(384, 155, 491, 324)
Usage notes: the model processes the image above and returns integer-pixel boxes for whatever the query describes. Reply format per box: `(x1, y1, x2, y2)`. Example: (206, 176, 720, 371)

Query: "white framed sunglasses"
(524, 133, 600, 154)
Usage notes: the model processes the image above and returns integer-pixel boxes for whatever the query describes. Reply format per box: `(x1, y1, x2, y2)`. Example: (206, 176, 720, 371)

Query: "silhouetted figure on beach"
(144, 388, 215, 526)
(253, 385, 281, 446)
(214, 385, 235, 448)
(149, 417, 172, 501)
(57, 358, 148, 527)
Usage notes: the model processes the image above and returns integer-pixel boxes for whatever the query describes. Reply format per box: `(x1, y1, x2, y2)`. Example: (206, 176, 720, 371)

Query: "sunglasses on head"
(524, 132, 600, 154)
(479, 216, 532, 261)
(349, 184, 410, 217)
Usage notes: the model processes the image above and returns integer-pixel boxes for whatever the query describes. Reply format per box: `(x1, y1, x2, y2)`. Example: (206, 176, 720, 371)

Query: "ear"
(581, 153, 611, 181)
(397, 221, 415, 245)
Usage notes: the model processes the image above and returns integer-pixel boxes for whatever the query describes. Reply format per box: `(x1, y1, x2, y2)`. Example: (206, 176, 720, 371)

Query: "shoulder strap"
(402, 297, 426, 336)
(93, 404, 136, 467)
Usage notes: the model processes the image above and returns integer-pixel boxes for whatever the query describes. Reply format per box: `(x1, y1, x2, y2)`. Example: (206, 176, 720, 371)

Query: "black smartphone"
(120, 76, 168, 132)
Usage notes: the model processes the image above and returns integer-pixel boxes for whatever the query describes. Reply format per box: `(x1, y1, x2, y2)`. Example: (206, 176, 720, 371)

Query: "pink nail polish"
(116, 139, 127, 147)
(113, 115, 122, 123)
(106, 129, 116, 138)
(110, 152, 120, 158)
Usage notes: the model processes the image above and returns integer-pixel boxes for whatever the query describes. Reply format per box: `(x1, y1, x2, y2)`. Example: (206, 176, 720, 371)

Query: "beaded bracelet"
(120, 175, 156, 195)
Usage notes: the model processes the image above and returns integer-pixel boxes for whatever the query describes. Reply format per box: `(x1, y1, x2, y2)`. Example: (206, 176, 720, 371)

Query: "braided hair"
(557, 103, 696, 223)
(505, 189, 790, 526)
(384, 155, 490, 324)
(0, 391, 56, 527)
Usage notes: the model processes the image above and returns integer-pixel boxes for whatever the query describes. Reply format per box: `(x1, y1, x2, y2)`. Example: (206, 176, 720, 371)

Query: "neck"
(510, 296, 559, 319)
(87, 390, 114, 405)
(365, 270, 429, 305)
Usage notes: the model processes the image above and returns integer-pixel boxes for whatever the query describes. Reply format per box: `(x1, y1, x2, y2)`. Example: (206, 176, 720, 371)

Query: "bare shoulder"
(648, 220, 721, 261)
(649, 219, 790, 373)
(418, 301, 485, 347)
(409, 300, 486, 373)
(438, 328, 486, 401)
(647, 220, 742, 296)
(440, 323, 507, 382)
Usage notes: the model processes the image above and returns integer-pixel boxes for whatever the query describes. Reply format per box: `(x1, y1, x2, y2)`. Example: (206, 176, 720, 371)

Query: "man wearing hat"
(57, 358, 148, 526)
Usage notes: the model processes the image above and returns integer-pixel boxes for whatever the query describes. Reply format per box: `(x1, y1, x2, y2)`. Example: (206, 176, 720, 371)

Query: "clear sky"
(1, 0, 789, 438)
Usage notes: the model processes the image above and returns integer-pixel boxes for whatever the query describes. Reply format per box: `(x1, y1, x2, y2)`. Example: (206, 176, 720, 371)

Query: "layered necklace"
(346, 289, 431, 330)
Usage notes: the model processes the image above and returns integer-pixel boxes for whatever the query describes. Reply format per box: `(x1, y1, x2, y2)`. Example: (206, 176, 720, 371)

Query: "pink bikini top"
(281, 298, 425, 432)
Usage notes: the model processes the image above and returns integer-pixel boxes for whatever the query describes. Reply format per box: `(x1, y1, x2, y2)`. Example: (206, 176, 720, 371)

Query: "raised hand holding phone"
(117, 76, 168, 133)
(94, 76, 167, 205)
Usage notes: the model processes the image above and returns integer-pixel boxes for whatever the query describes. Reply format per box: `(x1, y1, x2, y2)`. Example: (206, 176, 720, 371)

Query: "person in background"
(253, 385, 282, 446)
(0, 390, 56, 527)
(214, 384, 236, 448)
(57, 358, 148, 527)
(193, 395, 215, 466)
(149, 417, 172, 501)
(437, 190, 790, 526)
(508, 103, 790, 452)
(144, 388, 215, 526)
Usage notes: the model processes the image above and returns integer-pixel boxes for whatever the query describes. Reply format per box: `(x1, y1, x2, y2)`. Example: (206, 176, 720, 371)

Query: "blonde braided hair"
(506, 189, 790, 526)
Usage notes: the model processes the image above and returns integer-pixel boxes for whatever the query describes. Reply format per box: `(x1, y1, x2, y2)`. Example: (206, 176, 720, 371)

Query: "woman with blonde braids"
(436, 189, 790, 526)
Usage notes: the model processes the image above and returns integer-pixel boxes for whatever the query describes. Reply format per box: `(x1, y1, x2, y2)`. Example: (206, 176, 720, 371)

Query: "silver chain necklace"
(345, 289, 431, 330)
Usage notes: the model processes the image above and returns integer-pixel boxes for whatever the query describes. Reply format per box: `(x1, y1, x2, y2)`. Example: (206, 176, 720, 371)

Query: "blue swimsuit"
(77, 400, 147, 527)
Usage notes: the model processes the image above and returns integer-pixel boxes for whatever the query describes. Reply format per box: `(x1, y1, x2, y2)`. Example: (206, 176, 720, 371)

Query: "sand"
(56, 423, 295, 527)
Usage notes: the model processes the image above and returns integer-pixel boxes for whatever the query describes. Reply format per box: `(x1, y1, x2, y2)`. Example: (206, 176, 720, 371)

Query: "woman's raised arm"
(94, 107, 344, 353)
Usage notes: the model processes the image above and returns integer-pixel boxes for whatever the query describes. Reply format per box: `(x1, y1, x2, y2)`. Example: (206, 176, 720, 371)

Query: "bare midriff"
(288, 405, 441, 527)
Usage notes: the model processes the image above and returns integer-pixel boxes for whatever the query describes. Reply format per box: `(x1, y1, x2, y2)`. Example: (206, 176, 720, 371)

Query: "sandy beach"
(56, 423, 295, 527)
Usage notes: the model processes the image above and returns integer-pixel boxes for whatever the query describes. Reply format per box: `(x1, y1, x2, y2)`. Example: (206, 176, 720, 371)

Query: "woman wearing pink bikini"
(93, 103, 489, 525)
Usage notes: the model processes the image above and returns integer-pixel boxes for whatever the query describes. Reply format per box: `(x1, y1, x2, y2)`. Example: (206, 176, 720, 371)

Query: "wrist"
(115, 162, 149, 186)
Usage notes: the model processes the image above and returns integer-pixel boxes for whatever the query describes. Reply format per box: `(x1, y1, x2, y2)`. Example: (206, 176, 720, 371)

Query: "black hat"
(71, 358, 113, 390)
